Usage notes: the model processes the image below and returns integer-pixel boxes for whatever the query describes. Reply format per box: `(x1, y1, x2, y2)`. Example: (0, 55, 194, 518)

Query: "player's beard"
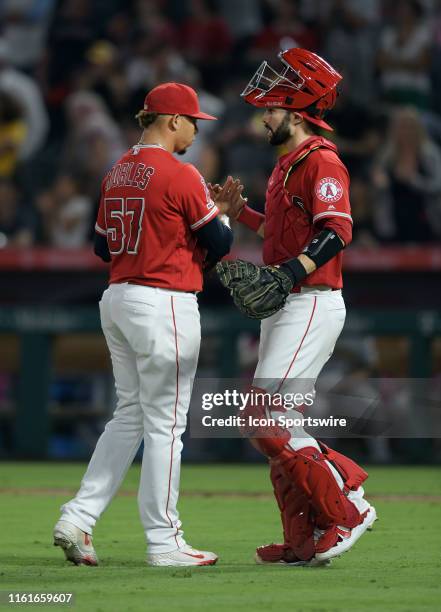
(268, 114, 292, 146)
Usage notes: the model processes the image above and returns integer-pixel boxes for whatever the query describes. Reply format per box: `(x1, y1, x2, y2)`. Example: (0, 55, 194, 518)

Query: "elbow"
(343, 226, 353, 247)
(323, 220, 352, 248)
(210, 235, 233, 260)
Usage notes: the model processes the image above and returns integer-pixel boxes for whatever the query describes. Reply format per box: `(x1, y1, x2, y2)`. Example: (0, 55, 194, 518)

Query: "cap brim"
(188, 111, 217, 120)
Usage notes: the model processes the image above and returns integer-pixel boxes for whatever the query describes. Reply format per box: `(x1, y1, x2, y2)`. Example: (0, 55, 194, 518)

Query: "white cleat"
(147, 544, 218, 567)
(53, 520, 98, 566)
(315, 505, 377, 562)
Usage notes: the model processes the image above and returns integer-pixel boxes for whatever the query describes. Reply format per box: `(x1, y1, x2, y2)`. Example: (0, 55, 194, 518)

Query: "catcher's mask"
(241, 48, 342, 131)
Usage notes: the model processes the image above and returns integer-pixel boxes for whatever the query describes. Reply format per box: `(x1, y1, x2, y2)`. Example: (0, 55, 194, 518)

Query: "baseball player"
(216, 49, 377, 565)
(53, 83, 240, 567)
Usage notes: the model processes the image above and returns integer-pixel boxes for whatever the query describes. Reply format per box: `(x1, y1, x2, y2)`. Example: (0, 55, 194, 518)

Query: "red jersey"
(95, 144, 219, 291)
(263, 136, 352, 289)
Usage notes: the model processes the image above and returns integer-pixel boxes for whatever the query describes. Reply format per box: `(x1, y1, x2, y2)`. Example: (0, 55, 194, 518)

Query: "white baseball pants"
(254, 287, 368, 513)
(60, 283, 201, 553)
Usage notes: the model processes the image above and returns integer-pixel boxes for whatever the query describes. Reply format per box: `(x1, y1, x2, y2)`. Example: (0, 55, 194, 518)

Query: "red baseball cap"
(143, 82, 217, 120)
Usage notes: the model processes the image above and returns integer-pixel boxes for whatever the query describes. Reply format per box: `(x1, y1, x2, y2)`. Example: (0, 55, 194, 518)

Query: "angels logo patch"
(315, 177, 343, 204)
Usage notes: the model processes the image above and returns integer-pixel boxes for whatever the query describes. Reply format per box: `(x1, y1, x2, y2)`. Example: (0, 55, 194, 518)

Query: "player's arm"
(195, 216, 233, 263)
(94, 232, 111, 262)
(280, 228, 346, 283)
(237, 205, 265, 237)
(280, 162, 352, 283)
(209, 179, 265, 237)
(94, 180, 111, 262)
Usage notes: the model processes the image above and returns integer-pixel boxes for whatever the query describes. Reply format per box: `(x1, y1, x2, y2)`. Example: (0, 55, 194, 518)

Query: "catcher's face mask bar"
(241, 54, 305, 99)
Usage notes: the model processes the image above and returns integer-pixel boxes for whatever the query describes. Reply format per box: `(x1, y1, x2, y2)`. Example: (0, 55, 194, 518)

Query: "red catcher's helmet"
(241, 48, 342, 131)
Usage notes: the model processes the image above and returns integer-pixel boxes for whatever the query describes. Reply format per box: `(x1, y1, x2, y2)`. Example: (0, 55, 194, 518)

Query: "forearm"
(195, 216, 233, 261)
(297, 253, 316, 274)
(94, 232, 111, 262)
(237, 204, 265, 236)
(280, 229, 345, 284)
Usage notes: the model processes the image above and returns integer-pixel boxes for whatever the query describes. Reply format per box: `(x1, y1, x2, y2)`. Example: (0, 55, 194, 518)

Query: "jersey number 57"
(104, 197, 144, 255)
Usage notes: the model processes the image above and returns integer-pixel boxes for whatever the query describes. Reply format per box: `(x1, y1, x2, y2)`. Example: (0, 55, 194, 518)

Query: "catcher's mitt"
(216, 259, 294, 319)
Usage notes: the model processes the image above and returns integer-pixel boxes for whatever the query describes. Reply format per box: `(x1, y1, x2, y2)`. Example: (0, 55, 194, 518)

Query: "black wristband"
(279, 258, 308, 285)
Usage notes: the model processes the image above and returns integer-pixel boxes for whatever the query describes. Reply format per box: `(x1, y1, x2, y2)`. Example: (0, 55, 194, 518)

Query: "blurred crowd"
(1, 0, 441, 249)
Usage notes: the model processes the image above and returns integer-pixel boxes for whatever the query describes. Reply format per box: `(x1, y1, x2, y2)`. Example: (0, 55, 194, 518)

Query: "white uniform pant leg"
(115, 288, 200, 553)
(60, 288, 144, 533)
(254, 290, 348, 488)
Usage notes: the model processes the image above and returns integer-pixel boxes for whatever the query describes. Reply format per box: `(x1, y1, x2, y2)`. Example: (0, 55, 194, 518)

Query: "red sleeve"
(169, 164, 219, 231)
(307, 159, 353, 245)
(237, 205, 265, 232)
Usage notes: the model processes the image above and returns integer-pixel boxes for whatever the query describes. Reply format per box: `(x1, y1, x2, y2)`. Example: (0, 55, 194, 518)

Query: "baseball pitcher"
(53, 83, 241, 567)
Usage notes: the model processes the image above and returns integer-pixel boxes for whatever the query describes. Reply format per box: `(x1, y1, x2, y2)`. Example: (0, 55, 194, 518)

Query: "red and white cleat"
(255, 543, 329, 567)
(53, 520, 98, 566)
(315, 505, 377, 562)
(147, 544, 218, 567)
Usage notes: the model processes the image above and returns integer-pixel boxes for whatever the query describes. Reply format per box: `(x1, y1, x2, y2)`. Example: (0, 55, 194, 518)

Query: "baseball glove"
(216, 259, 294, 319)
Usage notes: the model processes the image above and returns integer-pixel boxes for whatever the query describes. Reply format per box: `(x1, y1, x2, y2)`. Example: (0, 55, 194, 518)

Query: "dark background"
(0, 0, 440, 463)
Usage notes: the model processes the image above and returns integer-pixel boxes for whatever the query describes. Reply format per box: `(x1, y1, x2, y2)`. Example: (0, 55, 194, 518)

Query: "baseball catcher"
(214, 48, 377, 566)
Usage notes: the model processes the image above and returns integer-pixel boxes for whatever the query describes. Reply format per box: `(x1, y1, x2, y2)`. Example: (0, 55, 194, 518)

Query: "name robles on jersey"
(105, 161, 155, 191)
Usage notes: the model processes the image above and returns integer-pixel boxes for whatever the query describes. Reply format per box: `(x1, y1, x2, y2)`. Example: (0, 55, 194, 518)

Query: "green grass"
(0, 463, 440, 612)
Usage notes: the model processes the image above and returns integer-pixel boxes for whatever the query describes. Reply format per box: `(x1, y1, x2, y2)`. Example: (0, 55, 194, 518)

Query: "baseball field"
(1, 463, 440, 612)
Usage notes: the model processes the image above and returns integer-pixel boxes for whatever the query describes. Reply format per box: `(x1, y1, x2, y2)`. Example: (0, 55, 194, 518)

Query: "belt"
(127, 281, 197, 294)
(291, 285, 338, 294)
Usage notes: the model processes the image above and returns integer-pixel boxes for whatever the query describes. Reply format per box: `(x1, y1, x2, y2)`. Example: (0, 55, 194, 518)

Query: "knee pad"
(239, 387, 290, 458)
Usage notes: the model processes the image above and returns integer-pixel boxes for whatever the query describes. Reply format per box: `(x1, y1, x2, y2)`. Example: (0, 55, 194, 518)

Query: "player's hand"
(208, 176, 245, 217)
(216, 260, 294, 319)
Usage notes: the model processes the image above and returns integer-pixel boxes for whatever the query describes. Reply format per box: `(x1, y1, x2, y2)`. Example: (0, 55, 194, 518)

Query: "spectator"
(218, 0, 263, 44)
(0, 178, 34, 247)
(371, 106, 441, 242)
(0, 39, 49, 160)
(132, 0, 177, 46)
(429, 0, 441, 113)
(249, 0, 318, 61)
(63, 90, 126, 198)
(178, 68, 224, 181)
(349, 174, 379, 247)
(178, 0, 232, 90)
(77, 41, 131, 122)
(0, 0, 56, 71)
(0, 91, 27, 178)
(377, 0, 432, 108)
(46, 0, 95, 97)
(35, 173, 93, 248)
(104, 11, 133, 56)
(127, 38, 190, 93)
(217, 78, 276, 203)
(331, 94, 384, 176)
(321, 0, 381, 106)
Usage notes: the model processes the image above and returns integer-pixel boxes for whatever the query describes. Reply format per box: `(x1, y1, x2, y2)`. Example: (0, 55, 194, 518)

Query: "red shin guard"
(269, 461, 315, 561)
(275, 442, 368, 529)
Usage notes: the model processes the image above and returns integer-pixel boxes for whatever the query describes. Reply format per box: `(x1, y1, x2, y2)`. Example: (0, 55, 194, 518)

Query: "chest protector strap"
(283, 144, 325, 188)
